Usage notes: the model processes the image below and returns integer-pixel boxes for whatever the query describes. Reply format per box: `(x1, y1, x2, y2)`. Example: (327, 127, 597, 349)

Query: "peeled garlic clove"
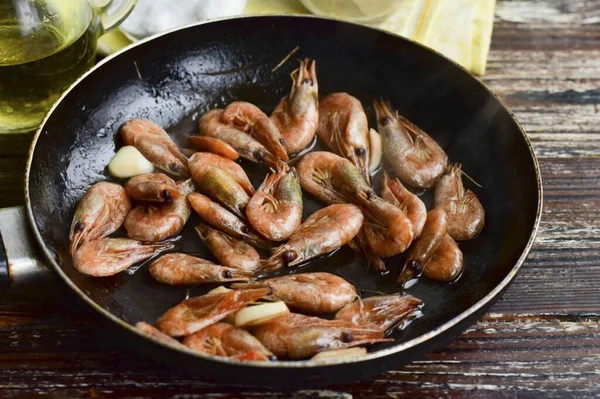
(311, 347, 368, 361)
(368, 128, 382, 173)
(108, 146, 154, 178)
(233, 301, 289, 327)
(207, 285, 232, 295)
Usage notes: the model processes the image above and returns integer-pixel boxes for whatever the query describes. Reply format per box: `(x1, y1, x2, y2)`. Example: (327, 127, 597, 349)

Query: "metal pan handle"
(0, 206, 55, 290)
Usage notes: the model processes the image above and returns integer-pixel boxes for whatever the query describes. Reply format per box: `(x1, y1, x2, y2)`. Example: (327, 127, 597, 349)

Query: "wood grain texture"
(2, 1, 600, 396)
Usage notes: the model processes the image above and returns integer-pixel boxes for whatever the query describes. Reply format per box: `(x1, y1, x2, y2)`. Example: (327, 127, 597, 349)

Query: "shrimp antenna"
(271, 46, 300, 72)
(460, 169, 483, 189)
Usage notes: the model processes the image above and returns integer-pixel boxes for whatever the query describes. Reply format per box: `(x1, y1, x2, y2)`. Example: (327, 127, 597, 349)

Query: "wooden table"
(2, 3, 600, 397)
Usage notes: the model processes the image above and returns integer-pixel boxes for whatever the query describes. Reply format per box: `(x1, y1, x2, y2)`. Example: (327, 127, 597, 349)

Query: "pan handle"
(0, 206, 55, 290)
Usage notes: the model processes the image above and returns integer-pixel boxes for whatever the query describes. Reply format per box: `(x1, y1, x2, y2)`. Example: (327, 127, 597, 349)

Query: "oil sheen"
(0, 22, 97, 133)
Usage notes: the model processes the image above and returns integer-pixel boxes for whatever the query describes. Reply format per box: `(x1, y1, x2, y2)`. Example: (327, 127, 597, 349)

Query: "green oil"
(0, 22, 97, 133)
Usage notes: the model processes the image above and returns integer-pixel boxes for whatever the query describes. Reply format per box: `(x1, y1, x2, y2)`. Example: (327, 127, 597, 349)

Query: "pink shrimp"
(222, 101, 289, 161)
(149, 253, 252, 285)
(69, 182, 131, 255)
(270, 58, 318, 154)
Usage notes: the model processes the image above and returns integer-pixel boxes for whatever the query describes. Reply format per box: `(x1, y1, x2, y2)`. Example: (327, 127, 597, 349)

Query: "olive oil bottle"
(0, 7, 97, 133)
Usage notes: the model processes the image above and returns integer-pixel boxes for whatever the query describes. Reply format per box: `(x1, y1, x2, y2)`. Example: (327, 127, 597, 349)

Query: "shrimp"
(317, 93, 370, 183)
(270, 59, 318, 154)
(135, 322, 188, 350)
(297, 152, 413, 257)
(199, 109, 280, 166)
(149, 253, 252, 285)
(195, 223, 260, 274)
(120, 119, 189, 178)
(124, 179, 195, 242)
(381, 172, 427, 237)
(434, 163, 485, 241)
(222, 101, 289, 161)
(260, 204, 363, 272)
(231, 272, 357, 314)
(188, 152, 254, 195)
(156, 288, 269, 337)
(398, 208, 448, 287)
(188, 193, 269, 248)
(195, 166, 250, 220)
(124, 173, 179, 204)
(251, 313, 390, 359)
(183, 322, 275, 361)
(188, 136, 240, 160)
(246, 164, 302, 242)
(348, 229, 387, 273)
(423, 234, 464, 282)
(73, 238, 173, 277)
(334, 294, 423, 332)
(69, 182, 131, 255)
(374, 100, 447, 188)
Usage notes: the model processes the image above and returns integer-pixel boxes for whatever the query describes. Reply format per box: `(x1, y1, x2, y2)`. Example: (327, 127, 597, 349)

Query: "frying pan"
(0, 16, 542, 388)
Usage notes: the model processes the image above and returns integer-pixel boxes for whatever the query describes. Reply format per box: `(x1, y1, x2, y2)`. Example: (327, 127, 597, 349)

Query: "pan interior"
(28, 17, 539, 356)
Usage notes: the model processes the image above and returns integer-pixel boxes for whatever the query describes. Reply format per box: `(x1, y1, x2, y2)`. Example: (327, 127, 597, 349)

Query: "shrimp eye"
(241, 225, 250, 234)
(341, 332, 353, 342)
(268, 355, 278, 361)
(281, 250, 297, 266)
(366, 190, 376, 201)
(161, 190, 173, 204)
(254, 150, 265, 163)
(222, 270, 233, 279)
(73, 221, 85, 232)
(279, 138, 286, 146)
(379, 116, 393, 126)
(169, 162, 181, 172)
(303, 78, 313, 85)
(355, 147, 366, 157)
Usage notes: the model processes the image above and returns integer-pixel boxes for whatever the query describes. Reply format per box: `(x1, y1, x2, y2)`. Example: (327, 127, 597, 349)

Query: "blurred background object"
(99, 0, 496, 76)
(0, 0, 136, 134)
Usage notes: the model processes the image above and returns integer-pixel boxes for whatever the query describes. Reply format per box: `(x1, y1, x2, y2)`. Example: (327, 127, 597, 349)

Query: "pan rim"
(24, 14, 543, 369)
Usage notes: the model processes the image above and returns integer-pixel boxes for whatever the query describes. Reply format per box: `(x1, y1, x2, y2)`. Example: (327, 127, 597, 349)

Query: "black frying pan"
(0, 16, 542, 388)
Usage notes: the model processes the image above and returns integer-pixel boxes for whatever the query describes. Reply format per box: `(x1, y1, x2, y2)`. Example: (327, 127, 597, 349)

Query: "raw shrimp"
(195, 224, 260, 274)
(246, 164, 302, 242)
(124, 173, 179, 204)
(73, 238, 173, 277)
(69, 182, 131, 255)
(188, 152, 254, 195)
(297, 151, 414, 257)
(135, 321, 188, 350)
(124, 179, 195, 242)
(198, 109, 280, 166)
(398, 208, 448, 287)
(434, 163, 485, 241)
(334, 294, 423, 332)
(260, 204, 363, 272)
(120, 119, 189, 178)
(270, 58, 318, 154)
(423, 234, 463, 282)
(222, 101, 289, 161)
(156, 288, 269, 337)
(188, 193, 269, 248)
(381, 172, 427, 237)
(374, 100, 447, 188)
(183, 322, 275, 361)
(196, 166, 250, 220)
(251, 313, 390, 359)
(317, 93, 370, 183)
(188, 136, 240, 160)
(231, 272, 357, 314)
(149, 253, 252, 285)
